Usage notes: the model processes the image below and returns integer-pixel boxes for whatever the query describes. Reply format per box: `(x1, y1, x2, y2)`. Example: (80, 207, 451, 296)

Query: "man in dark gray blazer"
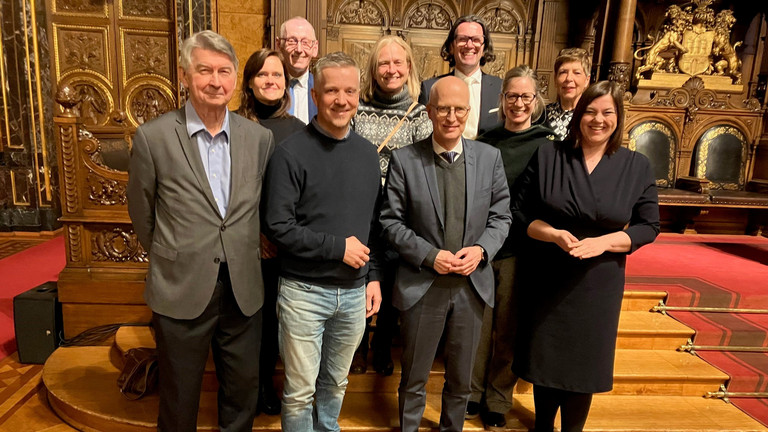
(127, 31, 274, 432)
(381, 76, 511, 432)
(418, 15, 502, 139)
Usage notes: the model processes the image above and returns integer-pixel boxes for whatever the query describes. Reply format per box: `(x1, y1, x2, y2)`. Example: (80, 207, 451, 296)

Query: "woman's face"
(556, 60, 589, 107)
(249, 55, 286, 105)
(502, 76, 536, 131)
(375, 43, 410, 95)
(579, 94, 617, 148)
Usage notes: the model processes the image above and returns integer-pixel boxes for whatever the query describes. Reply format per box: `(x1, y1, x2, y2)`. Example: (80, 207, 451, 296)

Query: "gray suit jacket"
(127, 108, 275, 320)
(419, 72, 503, 137)
(380, 137, 512, 311)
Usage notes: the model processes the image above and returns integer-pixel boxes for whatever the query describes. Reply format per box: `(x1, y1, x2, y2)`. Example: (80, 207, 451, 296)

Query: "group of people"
(126, 13, 660, 432)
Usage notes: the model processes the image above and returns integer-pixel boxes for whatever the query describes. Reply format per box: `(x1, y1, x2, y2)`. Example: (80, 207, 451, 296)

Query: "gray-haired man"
(127, 30, 274, 431)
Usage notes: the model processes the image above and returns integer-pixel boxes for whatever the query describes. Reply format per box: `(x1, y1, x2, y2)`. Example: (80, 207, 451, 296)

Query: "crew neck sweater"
(263, 123, 382, 287)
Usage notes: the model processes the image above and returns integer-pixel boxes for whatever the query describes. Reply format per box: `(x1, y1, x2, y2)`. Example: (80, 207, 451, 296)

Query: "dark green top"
(477, 124, 554, 258)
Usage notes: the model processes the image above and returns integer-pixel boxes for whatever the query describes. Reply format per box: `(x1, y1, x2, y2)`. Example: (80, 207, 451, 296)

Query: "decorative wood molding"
(91, 228, 148, 263)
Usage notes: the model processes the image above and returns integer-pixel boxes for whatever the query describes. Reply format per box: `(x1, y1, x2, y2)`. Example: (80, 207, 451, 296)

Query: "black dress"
(510, 140, 660, 393)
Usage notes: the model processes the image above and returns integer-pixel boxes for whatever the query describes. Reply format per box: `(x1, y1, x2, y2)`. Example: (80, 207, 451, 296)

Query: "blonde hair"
(498, 65, 544, 123)
(361, 36, 421, 103)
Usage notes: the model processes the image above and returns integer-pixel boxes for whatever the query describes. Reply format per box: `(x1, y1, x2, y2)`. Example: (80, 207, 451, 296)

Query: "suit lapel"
(225, 115, 246, 222)
(175, 108, 222, 219)
(464, 138, 476, 234)
(419, 139, 444, 228)
(308, 73, 317, 120)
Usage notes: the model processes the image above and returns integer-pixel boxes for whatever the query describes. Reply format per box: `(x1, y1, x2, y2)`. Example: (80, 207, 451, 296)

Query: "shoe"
(372, 354, 394, 376)
(481, 411, 507, 430)
(350, 351, 367, 374)
(257, 385, 281, 415)
(465, 401, 481, 419)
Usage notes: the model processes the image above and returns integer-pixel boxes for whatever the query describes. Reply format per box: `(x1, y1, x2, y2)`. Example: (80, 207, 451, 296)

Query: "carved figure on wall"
(131, 88, 172, 125)
(634, 5, 690, 79)
(75, 84, 108, 125)
(711, 10, 742, 84)
(406, 4, 452, 30)
(338, 0, 384, 26)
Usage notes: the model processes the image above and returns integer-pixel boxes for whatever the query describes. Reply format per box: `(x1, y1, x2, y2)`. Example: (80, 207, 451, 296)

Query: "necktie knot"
(441, 151, 457, 163)
(290, 78, 300, 89)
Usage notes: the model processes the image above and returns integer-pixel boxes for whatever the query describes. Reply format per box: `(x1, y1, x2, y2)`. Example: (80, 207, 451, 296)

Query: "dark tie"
(288, 79, 299, 115)
(441, 151, 457, 163)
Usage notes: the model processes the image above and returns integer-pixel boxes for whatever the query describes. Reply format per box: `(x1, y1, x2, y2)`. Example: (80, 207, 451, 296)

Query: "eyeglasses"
(279, 37, 317, 50)
(455, 36, 485, 47)
(432, 105, 470, 119)
(503, 92, 536, 105)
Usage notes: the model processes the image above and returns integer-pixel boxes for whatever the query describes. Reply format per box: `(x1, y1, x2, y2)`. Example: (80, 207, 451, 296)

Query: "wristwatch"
(477, 245, 486, 262)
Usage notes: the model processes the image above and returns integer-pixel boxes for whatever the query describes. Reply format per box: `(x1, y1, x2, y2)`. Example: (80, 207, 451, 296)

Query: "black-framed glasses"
(432, 105, 470, 119)
(279, 37, 317, 50)
(455, 36, 485, 47)
(503, 92, 536, 105)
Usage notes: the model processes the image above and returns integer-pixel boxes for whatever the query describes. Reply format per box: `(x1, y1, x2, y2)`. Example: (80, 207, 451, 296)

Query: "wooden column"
(607, 0, 637, 94)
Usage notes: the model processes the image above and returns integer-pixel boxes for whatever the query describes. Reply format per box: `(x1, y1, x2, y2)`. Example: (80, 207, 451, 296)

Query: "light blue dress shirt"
(186, 101, 232, 218)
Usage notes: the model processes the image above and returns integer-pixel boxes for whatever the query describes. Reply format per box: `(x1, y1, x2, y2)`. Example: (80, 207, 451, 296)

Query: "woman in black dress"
(236, 49, 304, 415)
(511, 81, 659, 431)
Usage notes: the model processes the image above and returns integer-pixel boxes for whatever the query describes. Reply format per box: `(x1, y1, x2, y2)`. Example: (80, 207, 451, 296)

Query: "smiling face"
(503, 77, 536, 131)
(312, 65, 360, 139)
(278, 18, 318, 77)
(428, 76, 470, 149)
(450, 22, 485, 76)
(579, 94, 617, 149)
(556, 60, 589, 108)
(375, 42, 410, 95)
(180, 47, 236, 112)
(249, 55, 285, 105)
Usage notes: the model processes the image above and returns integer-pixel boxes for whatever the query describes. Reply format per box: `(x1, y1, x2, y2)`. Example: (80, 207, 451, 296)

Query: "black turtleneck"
(248, 99, 305, 145)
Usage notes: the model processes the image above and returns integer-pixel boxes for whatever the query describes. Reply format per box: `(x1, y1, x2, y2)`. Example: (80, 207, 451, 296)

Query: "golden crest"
(679, 29, 714, 75)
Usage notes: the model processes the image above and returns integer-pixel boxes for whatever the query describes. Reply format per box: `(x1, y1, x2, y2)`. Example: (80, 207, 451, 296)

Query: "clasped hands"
(433, 246, 483, 276)
(552, 230, 609, 260)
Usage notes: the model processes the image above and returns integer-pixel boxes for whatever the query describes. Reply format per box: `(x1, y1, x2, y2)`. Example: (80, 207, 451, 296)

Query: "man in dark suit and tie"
(127, 31, 274, 432)
(380, 76, 511, 432)
(419, 15, 502, 139)
(277, 16, 318, 124)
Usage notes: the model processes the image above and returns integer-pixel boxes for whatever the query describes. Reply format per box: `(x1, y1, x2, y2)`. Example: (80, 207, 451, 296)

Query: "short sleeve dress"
(510, 140, 660, 393)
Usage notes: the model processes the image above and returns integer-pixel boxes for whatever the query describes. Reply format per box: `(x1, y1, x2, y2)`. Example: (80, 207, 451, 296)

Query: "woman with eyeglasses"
(467, 65, 554, 429)
(545, 48, 591, 141)
(349, 35, 432, 376)
(236, 48, 304, 415)
(511, 81, 659, 431)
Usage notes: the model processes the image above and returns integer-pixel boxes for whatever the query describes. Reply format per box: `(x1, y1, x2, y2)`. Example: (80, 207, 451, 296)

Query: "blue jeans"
(277, 277, 366, 432)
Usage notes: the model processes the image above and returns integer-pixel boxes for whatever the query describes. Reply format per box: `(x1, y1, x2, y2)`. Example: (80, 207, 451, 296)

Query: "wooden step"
(42, 347, 765, 432)
(622, 290, 668, 311)
(617, 310, 694, 349)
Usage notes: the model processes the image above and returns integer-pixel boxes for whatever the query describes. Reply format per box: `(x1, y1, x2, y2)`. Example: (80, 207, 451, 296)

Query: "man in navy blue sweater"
(263, 52, 382, 432)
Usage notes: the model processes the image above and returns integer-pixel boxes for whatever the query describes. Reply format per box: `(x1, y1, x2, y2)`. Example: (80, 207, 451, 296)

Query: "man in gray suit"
(380, 76, 511, 432)
(127, 31, 274, 432)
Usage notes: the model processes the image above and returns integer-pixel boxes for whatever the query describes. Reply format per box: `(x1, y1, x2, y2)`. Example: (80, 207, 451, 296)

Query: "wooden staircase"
(41, 291, 768, 431)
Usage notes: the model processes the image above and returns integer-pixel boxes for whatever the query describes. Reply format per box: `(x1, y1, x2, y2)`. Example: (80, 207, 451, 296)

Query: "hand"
(343, 236, 370, 269)
(365, 281, 382, 318)
(433, 250, 459, 274)
(569, 236, 610, 260)
(552, 229, 579, 253)
(452, 246, 484, 276)
(260, 233, 278, 259)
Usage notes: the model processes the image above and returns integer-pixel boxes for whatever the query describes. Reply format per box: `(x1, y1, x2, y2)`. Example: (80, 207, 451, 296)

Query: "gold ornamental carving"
(413, 45, 444, 81)
(406, 3, 453, 30)
(120, 0, 171, 20)
(53, 0, 108, 16)
(479, 7, 521, 34)
(60, 78, 115, 126)
(482, 52, 507, 79)
(87, 174, 127, 206)
(124, 83, 175, 127)
(57, 29, 108, 78)
(633, 5, 689, 78)
(125, 35, 172, 80)
(338, 0, 385, 26)
(694, 125, 747, 190)
(91, 228, 148, 263)
(628, 121, 676, 187)
(58, 123, 80, 214)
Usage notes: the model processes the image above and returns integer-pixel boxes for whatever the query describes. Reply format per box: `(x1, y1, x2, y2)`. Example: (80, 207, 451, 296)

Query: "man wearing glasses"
(276, 16, 318, 124)
(419, 15, 502, 139)
(380, 76, 511, 432)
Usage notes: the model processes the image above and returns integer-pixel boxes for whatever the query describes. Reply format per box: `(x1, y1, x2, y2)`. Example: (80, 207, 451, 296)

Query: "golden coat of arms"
(679, 28, 714, 75)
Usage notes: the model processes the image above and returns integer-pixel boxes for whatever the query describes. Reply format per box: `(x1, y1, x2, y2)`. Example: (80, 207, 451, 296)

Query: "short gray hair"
(313, 52, 358, 87)
(179, 30, 238, 72)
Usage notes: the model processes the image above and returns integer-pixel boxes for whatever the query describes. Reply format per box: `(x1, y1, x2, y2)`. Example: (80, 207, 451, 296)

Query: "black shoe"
(257, 385, 281, 415)
(350, 351, 367, 374)
(372, 354, 394, 376)
(481, 411, 507, 430)
(465, 401, 481, 419)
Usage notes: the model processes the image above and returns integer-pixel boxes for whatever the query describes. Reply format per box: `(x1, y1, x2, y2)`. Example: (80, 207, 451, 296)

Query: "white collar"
(292, 70, 310, 88)
(432, 137, 464, 156)
(454, 67, 482, 84)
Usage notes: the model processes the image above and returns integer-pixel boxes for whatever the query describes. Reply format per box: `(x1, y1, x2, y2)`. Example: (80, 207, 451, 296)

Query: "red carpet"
(626, 233, 768, 426)
(0, 236, 66, 360)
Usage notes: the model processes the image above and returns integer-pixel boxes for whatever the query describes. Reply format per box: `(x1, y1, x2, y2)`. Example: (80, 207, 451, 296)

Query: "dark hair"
(566, 81, 624, 155)
(440, 15, 496, 68)
(237, 49, 291, 122)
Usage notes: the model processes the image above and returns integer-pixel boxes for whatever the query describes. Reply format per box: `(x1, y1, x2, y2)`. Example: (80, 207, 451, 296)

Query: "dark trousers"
(358, 257, 397, 360)
(260, 258, 280, 392)
(153, 263, 262, 432)
(398, 281, 485, 432)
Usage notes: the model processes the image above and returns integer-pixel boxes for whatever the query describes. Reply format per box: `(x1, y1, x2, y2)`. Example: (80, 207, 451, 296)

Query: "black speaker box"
(13, 281, 63, 364)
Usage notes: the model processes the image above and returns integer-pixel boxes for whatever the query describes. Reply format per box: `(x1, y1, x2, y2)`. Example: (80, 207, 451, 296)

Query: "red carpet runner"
(0, 236, 66, 360)
(627, 234, 768, 426)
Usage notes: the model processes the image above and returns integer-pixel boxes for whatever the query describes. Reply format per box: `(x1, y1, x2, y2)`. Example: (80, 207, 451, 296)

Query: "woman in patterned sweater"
(545, 48, 591, 141)
(350, 35, 432, 376)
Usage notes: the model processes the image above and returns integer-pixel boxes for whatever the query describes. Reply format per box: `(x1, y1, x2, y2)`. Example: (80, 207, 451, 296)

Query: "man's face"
(311, 66, 360, 138)
(277, 19, 318, 77)
(449, 22, 485, 74)
(179, 48, 236, 111)
(427, 77, 470, 148)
